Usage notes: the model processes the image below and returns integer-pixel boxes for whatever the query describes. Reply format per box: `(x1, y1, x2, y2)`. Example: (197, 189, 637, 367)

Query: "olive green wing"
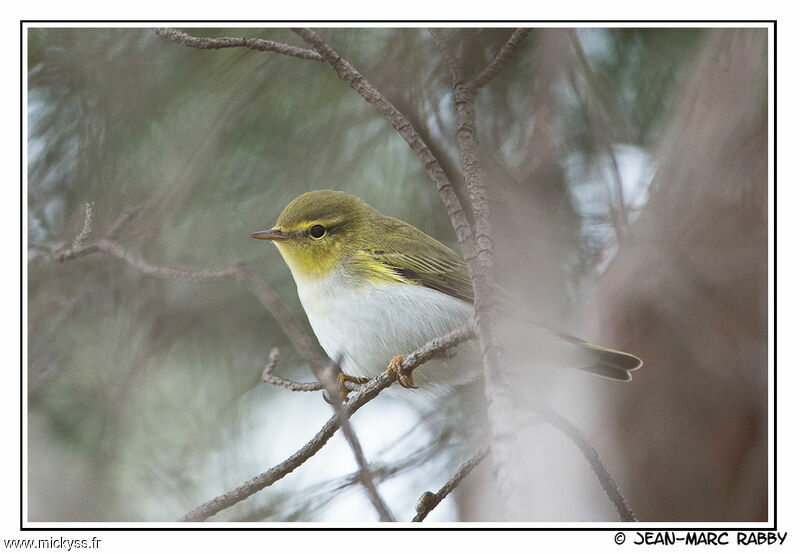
(364, 249, 474, 303)
(355, 216, 474, 303)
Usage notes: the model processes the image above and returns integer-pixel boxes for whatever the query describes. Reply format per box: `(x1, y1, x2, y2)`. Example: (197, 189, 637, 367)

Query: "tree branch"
(412, 446, 490, 522)
(56, 204, 326, 374)
(236, 420, 454, 522)
(532, 403, 637, 522)
(467, 29, 532, 92)
(428, 28, 524, 519)
(178, 322, 476, 522)
(331, 394, 396, 522)
(261, 348, 325, 392)
(55, 203, 239, 281)
(151, 28, 324, 61)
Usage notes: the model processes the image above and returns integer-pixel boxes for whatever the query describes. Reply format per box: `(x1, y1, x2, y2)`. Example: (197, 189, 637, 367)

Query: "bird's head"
(251, 190, 373, 280)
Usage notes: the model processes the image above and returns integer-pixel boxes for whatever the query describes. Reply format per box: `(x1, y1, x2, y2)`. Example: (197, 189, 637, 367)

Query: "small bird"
(251, 190, 641, 398)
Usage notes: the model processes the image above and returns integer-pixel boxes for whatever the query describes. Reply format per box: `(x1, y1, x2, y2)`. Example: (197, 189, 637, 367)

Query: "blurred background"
(26, 26, 768, 522)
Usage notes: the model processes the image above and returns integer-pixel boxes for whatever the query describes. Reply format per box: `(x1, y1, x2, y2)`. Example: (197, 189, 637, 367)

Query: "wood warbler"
(251, 190, 641, 396)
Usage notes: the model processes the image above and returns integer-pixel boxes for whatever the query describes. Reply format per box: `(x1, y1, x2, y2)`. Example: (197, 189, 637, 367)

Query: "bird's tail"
(555, 332, 643, 382)
(494, 288, 642, 381)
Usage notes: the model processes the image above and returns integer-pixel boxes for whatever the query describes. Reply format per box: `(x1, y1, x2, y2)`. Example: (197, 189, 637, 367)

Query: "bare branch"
(428, 29, 463, 86)
(428, 28, 523, 518)
(531, 403, 637, 522)
(55, 205, 324, 372)
(178, 322, 476, 522)
(71, 202, 94, 250)
(236, 420, 454, 522)
(412, 446, 490, 522)
(261, 348, 326, 392)
(427, 29, 494, 279)
(261, 349, 372, 394)
(246, 297, 392, 520)
(56, 235, 238, 281)
(314, 363, 395, 522)
(328, 384, 396, 522)
(151, 28, 323, 61)
(179, 376, 388, 521)
(467, 29, 532, 92)
(105, 206, 140, 240)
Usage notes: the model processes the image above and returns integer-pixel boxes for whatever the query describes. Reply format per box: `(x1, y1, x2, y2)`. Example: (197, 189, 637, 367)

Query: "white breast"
(293, 269, 477, 388)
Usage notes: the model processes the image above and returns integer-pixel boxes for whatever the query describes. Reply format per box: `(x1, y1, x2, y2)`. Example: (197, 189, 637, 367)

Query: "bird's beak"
(250, 228, 290, 241)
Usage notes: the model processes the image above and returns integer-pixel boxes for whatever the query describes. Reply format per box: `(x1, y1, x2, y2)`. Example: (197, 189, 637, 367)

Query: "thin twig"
(412, 446, 490, 522)
(56, 206, 325, 372)
(152, 28, 324, 61)
(261, 348, 326, 392)
(236, 421, 454, 522)
(55, 206, 239, 281)
(316, 360, 396, 522)
(329, 388, 396, 522)
(105, 206, 140, 240)
(467, 29, 532, 92)
(71, 201, 94, 250)
(178, 322, 476, 522)
(532, 403, 637, 522)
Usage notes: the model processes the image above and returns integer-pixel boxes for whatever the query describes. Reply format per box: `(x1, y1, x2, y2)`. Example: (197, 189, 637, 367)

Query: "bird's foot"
(323, 371, 370, 404)
(337, 372, 371, 402)
(387, 355, 418, 389)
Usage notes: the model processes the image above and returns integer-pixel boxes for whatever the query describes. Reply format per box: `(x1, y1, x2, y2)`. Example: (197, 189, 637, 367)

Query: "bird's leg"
(387, 349, 458, 389)
(387, 355, 418, 389)
(323, 370, 371, 403)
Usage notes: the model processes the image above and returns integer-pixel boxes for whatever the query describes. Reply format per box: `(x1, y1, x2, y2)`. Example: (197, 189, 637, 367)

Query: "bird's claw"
(324, 371, 370, 403)
(387, 355, 418, 389)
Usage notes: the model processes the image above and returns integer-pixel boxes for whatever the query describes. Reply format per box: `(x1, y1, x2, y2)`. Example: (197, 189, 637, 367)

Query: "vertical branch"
(428, 28, 526, 519)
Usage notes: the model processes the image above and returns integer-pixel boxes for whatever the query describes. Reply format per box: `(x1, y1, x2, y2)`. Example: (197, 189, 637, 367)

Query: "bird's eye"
(309, 224, 327, 239)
